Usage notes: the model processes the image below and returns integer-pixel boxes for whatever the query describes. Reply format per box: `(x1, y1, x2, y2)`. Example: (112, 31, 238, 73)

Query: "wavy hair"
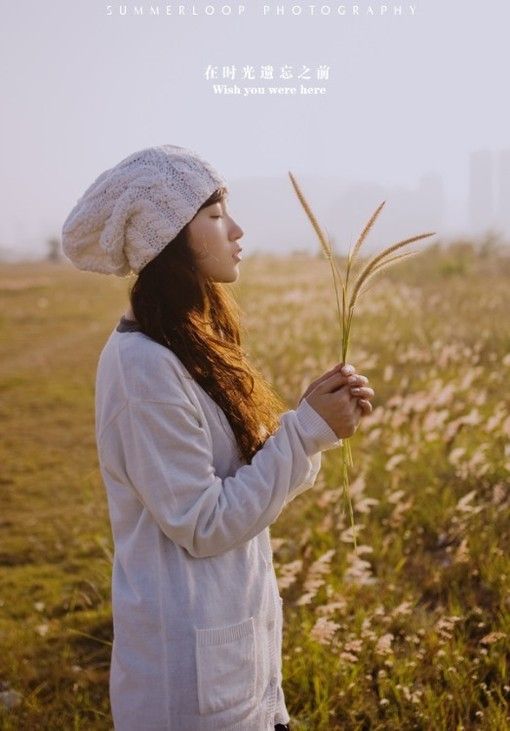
(128, 187, 287, 464)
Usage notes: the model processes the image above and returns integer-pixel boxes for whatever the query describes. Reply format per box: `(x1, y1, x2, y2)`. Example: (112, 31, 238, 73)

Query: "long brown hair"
(128, 187, 287, 464)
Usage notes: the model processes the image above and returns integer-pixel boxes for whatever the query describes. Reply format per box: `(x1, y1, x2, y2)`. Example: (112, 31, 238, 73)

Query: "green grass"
(0, 244, 509, 729)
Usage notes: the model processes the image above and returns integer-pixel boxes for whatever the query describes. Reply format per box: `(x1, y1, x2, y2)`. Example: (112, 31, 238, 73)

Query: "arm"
(100, 393, 341, 558)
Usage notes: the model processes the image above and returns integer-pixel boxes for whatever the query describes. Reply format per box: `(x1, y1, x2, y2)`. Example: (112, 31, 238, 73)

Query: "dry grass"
(0, 244, 509, 729)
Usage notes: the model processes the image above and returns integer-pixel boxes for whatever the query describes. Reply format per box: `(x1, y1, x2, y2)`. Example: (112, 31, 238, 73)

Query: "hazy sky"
(1, 0, 509, 258)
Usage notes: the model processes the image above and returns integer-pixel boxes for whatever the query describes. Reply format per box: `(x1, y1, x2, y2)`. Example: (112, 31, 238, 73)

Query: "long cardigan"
(94, 317, 342, 730)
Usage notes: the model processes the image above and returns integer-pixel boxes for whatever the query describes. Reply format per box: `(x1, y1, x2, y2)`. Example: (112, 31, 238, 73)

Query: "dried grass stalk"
(288, 171, 436, 550)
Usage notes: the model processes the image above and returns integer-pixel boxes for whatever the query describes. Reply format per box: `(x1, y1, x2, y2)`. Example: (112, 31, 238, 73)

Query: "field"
(0, 242, 509, 730)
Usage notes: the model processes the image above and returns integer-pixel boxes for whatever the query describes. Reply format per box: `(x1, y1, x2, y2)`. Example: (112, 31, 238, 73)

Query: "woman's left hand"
(298, 362, 375, 416)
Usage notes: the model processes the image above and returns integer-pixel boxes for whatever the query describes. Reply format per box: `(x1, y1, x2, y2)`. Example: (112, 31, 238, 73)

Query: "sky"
(1, 0, 509, 259)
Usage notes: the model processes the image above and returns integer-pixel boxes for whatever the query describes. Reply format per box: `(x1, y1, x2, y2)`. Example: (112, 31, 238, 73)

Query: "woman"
(62, 144, 375, 731)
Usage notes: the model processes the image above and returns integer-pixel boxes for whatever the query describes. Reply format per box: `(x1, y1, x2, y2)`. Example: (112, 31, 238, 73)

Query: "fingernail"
(342, 364, 354, 374)
(347, 375, 358, 383)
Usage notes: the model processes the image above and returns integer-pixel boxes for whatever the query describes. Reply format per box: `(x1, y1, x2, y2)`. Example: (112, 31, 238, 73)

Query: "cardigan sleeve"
(284, 451, 323, 506)
(99, 394, 341, 558)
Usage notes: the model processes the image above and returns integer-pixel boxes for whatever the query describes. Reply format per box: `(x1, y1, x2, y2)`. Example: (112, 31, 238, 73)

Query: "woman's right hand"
(303, 366, 375, 439)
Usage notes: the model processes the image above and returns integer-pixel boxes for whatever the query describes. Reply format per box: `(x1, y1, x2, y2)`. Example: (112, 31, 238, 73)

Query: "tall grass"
(0, 252, 508, 729)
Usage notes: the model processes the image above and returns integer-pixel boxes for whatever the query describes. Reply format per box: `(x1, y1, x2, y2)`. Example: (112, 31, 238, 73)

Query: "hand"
(298, 362, 375, 417)
(299, 363, 376, 440)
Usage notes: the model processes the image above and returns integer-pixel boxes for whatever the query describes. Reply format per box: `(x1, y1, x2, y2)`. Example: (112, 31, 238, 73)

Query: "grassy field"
(0, 242, 509, 730)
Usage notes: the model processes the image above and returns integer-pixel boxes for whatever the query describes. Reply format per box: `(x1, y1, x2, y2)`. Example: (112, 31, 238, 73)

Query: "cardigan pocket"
(195, 616, 257, 715)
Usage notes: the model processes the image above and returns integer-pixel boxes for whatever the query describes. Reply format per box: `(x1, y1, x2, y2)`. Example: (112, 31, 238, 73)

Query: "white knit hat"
(61, 144, 227, 276)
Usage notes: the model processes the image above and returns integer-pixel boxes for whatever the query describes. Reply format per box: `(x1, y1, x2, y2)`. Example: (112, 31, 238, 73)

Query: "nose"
(229, 218, 244, 242)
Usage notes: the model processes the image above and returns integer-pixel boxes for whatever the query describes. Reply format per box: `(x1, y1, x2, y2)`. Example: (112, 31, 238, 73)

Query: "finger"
(340, 363, 356, 376)
(358, 398, 373, 415)
(315, 371, 354, 394)
(304, 362, 346, 393)
(346, 374, 368, 387)
(300, 363, 356, 405)
(314, 362, 345, 386)
(348, 374, 368, 386)
(349, 386, 375, 399)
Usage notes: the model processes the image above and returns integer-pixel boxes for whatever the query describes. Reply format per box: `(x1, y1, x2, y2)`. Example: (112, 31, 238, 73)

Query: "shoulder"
(115, 331, 194, 402)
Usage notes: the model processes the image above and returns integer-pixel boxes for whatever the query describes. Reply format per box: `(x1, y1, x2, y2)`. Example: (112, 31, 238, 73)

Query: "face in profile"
(185, 196, 244, 283)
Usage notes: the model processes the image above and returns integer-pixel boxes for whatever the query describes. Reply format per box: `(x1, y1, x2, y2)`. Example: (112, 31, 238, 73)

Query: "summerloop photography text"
(105, 4, 419, 17)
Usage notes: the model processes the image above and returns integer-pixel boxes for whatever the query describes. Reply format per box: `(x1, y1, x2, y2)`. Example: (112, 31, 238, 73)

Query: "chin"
(215, 268, 240, 283)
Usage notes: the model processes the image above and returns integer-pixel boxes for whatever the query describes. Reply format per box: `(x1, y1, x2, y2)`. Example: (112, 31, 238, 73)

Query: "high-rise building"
(496, 149, 510, 236)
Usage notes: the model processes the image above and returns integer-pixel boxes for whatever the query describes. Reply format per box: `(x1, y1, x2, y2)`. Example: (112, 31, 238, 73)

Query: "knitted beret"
(61, 144, 227, 276)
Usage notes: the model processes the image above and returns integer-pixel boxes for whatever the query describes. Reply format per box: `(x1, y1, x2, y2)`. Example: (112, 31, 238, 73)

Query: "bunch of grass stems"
(288, 171, 435, 551)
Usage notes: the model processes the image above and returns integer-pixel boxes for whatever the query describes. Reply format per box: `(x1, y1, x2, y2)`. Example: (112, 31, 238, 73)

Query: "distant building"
(496, 148, 510, 236)
(468, 149, 493, 234)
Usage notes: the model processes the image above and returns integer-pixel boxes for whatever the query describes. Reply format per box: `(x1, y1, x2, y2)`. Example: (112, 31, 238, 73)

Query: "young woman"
(62, 144, 375, 731)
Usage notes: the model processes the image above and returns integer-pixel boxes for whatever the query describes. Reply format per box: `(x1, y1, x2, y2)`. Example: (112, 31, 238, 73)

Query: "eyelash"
(211, 215, 222, 219)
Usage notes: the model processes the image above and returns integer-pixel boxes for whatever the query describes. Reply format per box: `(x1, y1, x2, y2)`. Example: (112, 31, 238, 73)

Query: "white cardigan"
(95, 317, 342, 731)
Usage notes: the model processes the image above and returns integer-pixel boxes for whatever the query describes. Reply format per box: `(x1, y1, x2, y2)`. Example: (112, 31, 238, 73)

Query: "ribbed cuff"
(295, 398, 342, 456)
